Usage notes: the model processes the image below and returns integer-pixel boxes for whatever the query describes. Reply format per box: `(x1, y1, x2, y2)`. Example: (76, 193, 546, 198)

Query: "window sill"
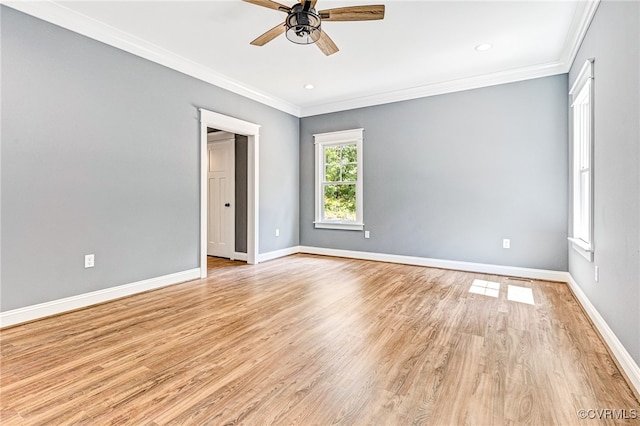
(314, 222, 364, 231)
(568, 237, 594, 262)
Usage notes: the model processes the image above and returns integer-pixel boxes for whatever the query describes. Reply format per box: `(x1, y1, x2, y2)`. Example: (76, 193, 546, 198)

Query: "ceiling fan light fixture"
(285, 5, 321, 45)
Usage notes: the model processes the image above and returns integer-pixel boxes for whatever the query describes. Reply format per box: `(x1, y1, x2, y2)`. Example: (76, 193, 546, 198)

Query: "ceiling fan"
(243, 0, 385, 56)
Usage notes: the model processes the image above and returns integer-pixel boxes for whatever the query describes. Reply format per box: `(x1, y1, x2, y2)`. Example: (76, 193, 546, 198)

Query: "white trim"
(569, 59, 595, 261)
(561, 1, 600, 73)
(313, 128, 365, 144)
(299, 246, 569, 282)
(0, 268, 200, 328)
(314, 129, 364, 229)
(566, 274, 640, 396)
(248, 129, 259, 265)
(569, 58, 595, 96)
(2, 0, 599, 118)
(257, 246, 301, 263)
(200, 109, 260, 276)
(233, 252, 248, 262)
(313, 222, 364, 231)
(571, 243, 594, 262)
(568, 237, 594, 262)
(200, 118, 208, 277)
(1, 1, 300, 117)
(567, 237, 593, 252)
(300, 62, 566, 117)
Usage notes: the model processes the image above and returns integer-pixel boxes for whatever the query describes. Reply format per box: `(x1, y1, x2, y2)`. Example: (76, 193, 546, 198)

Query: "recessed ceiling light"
(304, 83, 315, 89)
(475, 43, 493, 52)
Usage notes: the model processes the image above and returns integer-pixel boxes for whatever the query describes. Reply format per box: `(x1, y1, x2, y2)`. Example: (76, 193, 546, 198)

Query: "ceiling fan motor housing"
(286, 4, 322, 44)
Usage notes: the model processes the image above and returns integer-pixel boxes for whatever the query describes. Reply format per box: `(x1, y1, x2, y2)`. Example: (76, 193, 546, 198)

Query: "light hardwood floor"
(1, 254, 638, 425)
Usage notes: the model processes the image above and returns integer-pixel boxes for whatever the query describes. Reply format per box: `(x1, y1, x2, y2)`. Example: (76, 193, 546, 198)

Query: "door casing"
(200, 109, 260, 277)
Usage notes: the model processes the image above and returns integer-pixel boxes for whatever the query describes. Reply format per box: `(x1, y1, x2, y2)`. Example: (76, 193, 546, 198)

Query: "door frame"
(200, 109, 260, 277)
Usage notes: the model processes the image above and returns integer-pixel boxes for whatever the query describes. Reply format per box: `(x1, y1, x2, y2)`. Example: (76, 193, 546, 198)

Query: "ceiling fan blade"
(243, 0, 291, 13)
(316, 30, 339, 56)
(250, 22, 286, 46)
(319, 5, 385, 21)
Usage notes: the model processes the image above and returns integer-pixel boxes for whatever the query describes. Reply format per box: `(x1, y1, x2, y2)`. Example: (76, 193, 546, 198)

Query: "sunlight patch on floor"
(469, 279, 500, 298)
(507, 284, 535, 305)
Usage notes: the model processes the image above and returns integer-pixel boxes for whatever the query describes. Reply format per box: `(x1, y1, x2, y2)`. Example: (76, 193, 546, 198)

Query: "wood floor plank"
(1, 254, 638, 424)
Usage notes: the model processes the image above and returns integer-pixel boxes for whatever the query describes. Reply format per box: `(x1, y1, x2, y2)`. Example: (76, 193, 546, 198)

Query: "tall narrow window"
(314, 129, 364, 230)
(569, 59, 594, 261)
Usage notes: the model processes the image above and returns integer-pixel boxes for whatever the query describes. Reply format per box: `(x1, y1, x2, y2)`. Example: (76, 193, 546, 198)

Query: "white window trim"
(568, 58, 595, 262)
(314, 128, 364, 231)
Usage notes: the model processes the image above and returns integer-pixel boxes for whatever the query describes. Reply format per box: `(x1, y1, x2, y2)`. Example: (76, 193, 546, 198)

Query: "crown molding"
(299, 61, 566, 117)
(3, 0, 599, 119)
(1, 0, 301, 117)
(559, 0, 600, 70)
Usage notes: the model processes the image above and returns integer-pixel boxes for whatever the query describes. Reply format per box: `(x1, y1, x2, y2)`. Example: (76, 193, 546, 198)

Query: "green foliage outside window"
(323, 144, 357, 221)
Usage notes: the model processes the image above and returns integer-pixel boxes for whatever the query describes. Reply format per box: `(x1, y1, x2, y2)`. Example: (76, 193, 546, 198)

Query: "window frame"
(314, 128, 364, 231)
(568, 58, 595, 261)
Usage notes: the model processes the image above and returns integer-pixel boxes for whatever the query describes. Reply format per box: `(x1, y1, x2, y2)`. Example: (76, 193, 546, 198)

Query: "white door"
(207, 137, 234, 258)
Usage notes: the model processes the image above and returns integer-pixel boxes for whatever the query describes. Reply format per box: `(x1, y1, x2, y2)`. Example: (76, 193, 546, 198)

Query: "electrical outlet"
(503, 239, 510, 249)
(275, 228, 280, 237)
(594, 265, 599, 282)
(85, 254, 95, 268)
(364, 230, 370, 239)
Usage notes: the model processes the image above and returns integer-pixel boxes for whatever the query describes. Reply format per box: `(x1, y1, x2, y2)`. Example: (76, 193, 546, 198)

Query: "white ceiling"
(5, 0, 598, 116)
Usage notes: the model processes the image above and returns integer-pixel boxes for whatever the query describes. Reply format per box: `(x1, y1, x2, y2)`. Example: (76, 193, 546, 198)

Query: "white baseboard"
(566, 274, 640, 396)
(0, 268, 201, 328)
(257, 246, 301, 263)
(299, 246, 569, 282)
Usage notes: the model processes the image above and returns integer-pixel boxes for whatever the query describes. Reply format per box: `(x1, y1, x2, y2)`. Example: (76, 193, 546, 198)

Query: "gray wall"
(567, 0, 640, 365)
(1, 6, 299, 311)
(300, 76, 568, 271)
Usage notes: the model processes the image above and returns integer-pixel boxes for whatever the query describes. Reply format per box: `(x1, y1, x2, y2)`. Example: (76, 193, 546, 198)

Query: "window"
(568, 58, 594, 261)
(314, 129, 364, 230)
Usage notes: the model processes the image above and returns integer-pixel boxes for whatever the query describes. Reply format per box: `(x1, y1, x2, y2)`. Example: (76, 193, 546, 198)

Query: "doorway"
(199, 109, 260, 278)
(207, 130, 235, 259)
(206, 129, 249, 261)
